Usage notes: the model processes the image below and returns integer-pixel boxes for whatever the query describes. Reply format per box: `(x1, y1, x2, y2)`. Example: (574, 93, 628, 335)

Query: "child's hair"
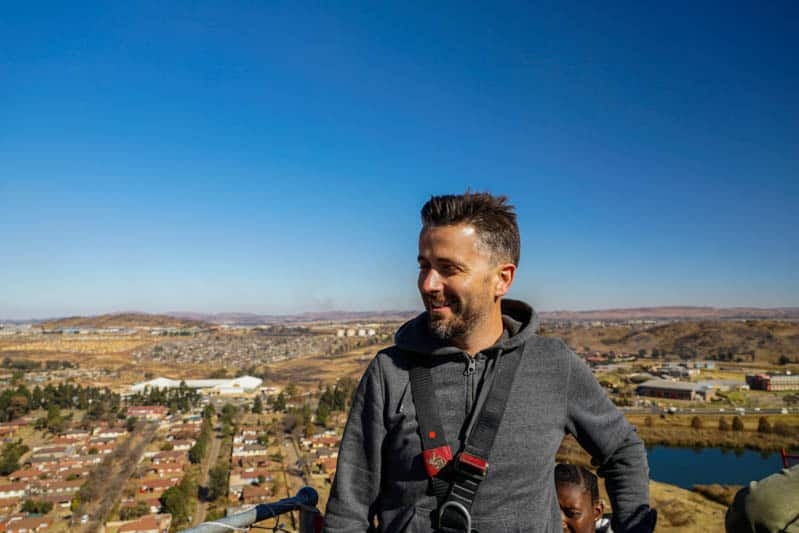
(555, 463, 600, 503)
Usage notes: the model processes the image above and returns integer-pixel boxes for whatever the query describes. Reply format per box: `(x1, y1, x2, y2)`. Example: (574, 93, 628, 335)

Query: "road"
(621, 406, 796, 416)
(79, 421, 159, 532)
(189, 425, 223, 527)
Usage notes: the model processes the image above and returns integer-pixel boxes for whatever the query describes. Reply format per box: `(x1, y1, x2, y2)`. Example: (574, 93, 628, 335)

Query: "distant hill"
(168, 310, 417, 325)
(549, 318, 799, 363)
(39, 313, 210, 329)
(540, 306, 799, 321)
(16, 306, 799, 329)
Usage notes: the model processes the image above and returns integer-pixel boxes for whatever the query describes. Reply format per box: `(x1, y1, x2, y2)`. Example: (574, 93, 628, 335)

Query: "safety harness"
(409, 348, 523, 533)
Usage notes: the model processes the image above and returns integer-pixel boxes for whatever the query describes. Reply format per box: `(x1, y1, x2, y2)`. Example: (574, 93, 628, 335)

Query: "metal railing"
(181, 486, 322, 533)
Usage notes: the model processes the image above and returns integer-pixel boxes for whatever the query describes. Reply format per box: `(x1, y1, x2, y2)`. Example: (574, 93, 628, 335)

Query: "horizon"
(2, 2, 797, 317)
(4, 303, 799, 323)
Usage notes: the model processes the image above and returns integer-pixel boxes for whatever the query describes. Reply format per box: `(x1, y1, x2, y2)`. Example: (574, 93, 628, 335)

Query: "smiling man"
(324, 192, 654, 532)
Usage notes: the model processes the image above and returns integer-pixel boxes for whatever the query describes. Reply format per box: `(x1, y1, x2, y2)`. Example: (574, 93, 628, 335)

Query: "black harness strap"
(409, 364, 453, 480)
(409, 348, 524, 532)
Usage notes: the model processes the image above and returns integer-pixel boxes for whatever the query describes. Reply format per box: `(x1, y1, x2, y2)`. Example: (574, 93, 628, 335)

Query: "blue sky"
(1, 1, 797, 318)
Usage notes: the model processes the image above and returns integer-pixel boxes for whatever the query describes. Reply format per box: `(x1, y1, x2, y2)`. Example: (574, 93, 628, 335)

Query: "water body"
(646, 446, 782, 488)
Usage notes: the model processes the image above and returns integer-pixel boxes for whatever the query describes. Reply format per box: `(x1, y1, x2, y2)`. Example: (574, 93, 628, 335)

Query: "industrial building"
(746, 373, 799, 392)
(635, 379, 715, 401)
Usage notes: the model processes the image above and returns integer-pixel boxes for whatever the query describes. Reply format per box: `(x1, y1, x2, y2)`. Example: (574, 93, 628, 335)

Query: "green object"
(726, 465, 799, 532)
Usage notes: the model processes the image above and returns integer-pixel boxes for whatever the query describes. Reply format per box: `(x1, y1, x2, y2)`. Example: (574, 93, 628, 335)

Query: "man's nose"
(420, 269, 443, 292)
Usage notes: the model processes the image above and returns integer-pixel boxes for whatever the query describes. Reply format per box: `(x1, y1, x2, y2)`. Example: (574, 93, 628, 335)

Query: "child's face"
(557, 482, 603, 533)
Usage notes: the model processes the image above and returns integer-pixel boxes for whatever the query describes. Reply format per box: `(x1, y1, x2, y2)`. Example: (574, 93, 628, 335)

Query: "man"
(324, 192, 653, 532)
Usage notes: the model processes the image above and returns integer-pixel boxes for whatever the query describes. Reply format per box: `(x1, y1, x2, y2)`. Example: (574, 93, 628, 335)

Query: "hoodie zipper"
(464, 356, 476, 413)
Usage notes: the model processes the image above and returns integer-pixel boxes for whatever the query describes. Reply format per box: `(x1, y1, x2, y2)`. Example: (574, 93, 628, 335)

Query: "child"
(555, 463, 609, 533)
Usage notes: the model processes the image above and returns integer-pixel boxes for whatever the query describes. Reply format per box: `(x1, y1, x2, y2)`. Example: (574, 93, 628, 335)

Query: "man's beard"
(427, 300, 482, 343)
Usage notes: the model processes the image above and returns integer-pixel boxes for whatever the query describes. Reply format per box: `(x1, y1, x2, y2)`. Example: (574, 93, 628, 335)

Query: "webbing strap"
(463, 348, 522, 462)
(408, 348, 524, 532)
(409, 364, 453, 478)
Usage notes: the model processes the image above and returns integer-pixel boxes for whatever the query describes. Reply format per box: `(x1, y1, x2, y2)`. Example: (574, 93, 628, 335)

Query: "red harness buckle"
(422, 445, 453, 477)
(457, 452, 488, 476)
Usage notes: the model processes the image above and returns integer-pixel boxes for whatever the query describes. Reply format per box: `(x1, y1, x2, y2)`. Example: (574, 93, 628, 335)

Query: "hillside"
(541, 306, 799, 321)
(39, 313, 210, 329)
(546, 319, 799, 363)
(168, 310, 417, 325)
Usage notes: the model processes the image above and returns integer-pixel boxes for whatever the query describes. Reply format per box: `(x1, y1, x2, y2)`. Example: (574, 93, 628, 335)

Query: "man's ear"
(494, 264, 516, 297)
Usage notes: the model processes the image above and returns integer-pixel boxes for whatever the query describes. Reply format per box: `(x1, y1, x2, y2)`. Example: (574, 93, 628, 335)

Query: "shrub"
(773, 422, 794, 437)
(718, 417, 730, 431)
(731, 416, 744, 432)
(757, 417, 772, 434)
(691, 416, 702, 430)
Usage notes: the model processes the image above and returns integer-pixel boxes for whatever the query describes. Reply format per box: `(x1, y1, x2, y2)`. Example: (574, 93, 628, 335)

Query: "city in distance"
(0, 306, 797, 532)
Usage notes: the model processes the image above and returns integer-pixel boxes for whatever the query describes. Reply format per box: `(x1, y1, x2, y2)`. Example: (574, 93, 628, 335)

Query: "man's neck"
(454, 315, 505, 357)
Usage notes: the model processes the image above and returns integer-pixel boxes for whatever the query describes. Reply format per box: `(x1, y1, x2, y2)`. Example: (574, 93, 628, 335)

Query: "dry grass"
(266, 345, 385, 387)
(650, 480, 728, 533)
(627, 413, 799, 451)
(691, 484, 741, 507)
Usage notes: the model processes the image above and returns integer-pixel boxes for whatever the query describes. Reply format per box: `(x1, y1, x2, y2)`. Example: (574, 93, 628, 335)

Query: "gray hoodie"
(324, 300, 652, 532)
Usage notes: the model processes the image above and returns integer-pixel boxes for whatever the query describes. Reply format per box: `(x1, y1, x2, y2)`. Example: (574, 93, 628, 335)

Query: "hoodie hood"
(395, 298, 539, 356)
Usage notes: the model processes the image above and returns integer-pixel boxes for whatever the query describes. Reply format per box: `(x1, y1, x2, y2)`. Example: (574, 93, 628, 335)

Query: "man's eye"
(563, 509, 582, 519)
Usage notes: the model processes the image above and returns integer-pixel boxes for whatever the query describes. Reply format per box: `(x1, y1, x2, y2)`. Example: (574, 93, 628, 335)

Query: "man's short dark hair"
(555, 463, 600, 503)
(420, 192, 520, 266)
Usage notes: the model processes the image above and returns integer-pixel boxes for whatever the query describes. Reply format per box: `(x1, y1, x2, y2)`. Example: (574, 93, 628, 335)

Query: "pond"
(646, 445, 783, 489)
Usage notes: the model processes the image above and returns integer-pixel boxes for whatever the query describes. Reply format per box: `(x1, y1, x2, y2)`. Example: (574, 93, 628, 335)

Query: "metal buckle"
(438, 500, 471, 533)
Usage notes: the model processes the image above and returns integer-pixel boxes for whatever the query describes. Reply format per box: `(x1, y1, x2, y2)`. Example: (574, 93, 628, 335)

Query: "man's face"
(557, 483, 602, 533)
(417, 224, 500, 345)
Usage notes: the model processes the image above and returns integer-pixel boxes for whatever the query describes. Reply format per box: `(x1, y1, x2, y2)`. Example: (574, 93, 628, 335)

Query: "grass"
(626, 413, 799, 451)
(691, 484, 740, 506)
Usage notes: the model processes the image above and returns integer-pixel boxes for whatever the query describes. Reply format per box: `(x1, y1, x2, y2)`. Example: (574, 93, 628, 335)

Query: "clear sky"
(1, 2, 797, 319)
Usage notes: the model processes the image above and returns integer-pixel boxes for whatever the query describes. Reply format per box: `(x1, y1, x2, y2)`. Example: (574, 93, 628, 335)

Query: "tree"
(208, 464, 229, 501)
(690, 416, 702, 430)
(272, 392, 287, 413)
(757, 417, 772, 434)
(252, 395, 264, 414)
(777, 354, 790, 365)
(125, 416, 138, 432)
(188, 440, 206, 464)
(160, 486, 189, 525)
(718, 417, 730, 431)
(316, 403, 330, 427)
(0, 440, 30, 475)
(119, 501, 148, 520)
(732, 416, 744, 432)
(21, 499, 53, 514)
(304, 422, 317, 439)
(773, 422, 794, 437)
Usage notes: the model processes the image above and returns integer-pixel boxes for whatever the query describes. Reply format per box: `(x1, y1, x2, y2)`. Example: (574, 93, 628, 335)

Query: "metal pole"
(181, 486, 319, 533)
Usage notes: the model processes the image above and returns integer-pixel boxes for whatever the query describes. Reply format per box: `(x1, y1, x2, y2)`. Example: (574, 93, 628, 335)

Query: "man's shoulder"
(519, 334, 576, 359)
(367, 346, 415, 380)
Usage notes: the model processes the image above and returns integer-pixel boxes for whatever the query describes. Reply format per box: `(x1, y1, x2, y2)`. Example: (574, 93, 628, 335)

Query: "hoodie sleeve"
(563, 348, 654, 533)
(323, 357, 386, 532)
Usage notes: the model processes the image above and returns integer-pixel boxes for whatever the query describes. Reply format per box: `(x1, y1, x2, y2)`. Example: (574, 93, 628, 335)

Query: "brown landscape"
(1, 310, 798, 531)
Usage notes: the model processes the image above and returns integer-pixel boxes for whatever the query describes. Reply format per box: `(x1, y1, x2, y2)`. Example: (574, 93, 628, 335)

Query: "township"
(0, 314, 797, 532)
